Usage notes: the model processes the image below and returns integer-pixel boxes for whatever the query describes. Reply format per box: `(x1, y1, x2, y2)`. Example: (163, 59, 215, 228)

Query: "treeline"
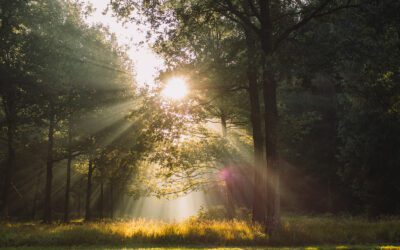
(111, 0, 400, 226)
(0, 0, 144, 222)
(1, 0, 400, 227)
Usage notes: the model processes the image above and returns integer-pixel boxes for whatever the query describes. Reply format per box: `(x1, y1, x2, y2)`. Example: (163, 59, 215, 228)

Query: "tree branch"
(216, 0, 261, 36)
(273, 0, 363, 51)
(245, 0, 261, 20)
(273, 0, 332, 51)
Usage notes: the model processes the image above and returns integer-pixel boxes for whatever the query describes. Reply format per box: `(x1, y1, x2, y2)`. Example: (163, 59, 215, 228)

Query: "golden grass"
(0, 216, 400, 247)
(0, 218, 266, 247)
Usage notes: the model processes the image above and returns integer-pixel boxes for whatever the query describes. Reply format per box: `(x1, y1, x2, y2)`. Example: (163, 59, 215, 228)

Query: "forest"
(1, 0, 400, 249)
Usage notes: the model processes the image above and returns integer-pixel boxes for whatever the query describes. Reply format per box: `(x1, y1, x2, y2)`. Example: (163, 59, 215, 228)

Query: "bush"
(196, 206, 252, 221)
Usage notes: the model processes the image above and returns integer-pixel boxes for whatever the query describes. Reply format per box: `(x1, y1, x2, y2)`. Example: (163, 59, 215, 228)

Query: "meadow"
(1, 217, 400, 249)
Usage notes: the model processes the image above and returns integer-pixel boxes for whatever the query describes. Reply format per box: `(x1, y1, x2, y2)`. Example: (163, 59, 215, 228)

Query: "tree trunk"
(258, 0, 281, 231)
(99, 173, 104, 220)
(63, 118, 73, 223)
(77, 179, 82, 218)
(220, 112, 227, 137)
(220, 113, 235, 218)
(262, 58, 280, 232)
(43, 106, 55, 223)
(1, 91, 16, 219)
(31, 172, 41, 220)
(85, 159, 94, 221)
(225, 178, 235, 219)
(109, 180, 114, 219)
(245, 28, 265, 224)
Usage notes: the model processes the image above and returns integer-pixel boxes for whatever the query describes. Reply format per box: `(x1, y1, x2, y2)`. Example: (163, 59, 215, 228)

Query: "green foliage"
(2, 0, 400, 227)
(0, 0, 137, 220)
(335, 1, 400, 216)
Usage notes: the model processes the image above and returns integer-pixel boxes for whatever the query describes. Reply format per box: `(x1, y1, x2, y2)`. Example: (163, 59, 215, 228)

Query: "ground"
(1, 217, 399, 249)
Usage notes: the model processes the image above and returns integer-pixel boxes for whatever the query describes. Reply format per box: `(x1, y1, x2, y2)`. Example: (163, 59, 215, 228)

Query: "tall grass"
(0, 216, 399, 247)
(272, 216, 400, 246)
(0, 218, 265, 247)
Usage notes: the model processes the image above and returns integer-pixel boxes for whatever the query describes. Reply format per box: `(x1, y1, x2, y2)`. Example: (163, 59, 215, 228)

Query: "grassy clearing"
(0, 217, 400, 248)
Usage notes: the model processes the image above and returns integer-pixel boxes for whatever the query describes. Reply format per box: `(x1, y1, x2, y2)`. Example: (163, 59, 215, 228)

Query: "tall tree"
(110, 0, 366, 230)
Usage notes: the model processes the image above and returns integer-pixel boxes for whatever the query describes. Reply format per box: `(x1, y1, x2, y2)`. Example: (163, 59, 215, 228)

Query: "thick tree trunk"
(262, 58, 280, 232)
(244, 28, 265, 224)
(1, 92, 16, 219)
(63, 119, 73, 223)
(43, 107, 55, 223)
(258, 0, 281, 231)
(85, 159, 94, 221)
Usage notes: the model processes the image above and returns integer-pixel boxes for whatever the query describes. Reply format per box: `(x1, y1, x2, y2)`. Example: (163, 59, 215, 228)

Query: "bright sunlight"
(162, 77, 188, 100)
(3, 0, 400, 249)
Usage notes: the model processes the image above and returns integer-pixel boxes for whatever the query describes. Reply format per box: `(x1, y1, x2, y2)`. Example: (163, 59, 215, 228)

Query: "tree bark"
(1, 91, 16, 219)
(63, 118, 73, 223)
(244, 27, 265, 224)
(85, 159, 94, 221)
(258, 0, 280, 231)
(262, 57, 280, 232)
(43, 106, 55, 223)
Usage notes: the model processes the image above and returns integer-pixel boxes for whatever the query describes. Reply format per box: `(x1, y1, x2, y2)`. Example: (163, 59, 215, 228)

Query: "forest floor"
(0, 217, 399, 249)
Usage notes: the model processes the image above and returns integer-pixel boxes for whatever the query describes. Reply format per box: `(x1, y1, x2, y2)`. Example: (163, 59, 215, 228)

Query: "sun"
(162, 77, 188, 100)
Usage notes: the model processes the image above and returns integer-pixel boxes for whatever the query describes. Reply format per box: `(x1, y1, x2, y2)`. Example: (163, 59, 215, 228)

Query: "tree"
(335, 0, 400, 216)
(110, 0, 366, 230)
(0, 0, 34, 219)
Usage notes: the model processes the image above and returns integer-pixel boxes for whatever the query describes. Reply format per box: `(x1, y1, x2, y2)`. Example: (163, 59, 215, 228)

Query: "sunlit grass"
(0, 218, 265, 247)
(0, 216, 400, 248)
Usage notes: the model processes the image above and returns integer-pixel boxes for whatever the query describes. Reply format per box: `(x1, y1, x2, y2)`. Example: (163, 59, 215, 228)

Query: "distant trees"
(335, 1, 400, 216)
(0, 0, 137, 222)
(1, 0, 399, 224)
(0, 0, 32, 219)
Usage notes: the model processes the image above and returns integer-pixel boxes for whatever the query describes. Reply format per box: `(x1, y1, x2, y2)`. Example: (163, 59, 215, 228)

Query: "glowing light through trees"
(162, 77, 189, 100)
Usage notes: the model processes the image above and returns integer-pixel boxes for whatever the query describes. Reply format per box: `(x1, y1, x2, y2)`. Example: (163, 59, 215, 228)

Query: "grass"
(270, 216, 400, 245)
(0, 216, 400, 248)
